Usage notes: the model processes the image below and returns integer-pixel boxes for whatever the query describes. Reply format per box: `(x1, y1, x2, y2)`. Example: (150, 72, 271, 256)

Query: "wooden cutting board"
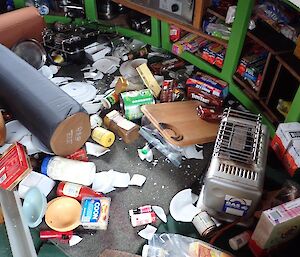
(141, 100, 219, 146)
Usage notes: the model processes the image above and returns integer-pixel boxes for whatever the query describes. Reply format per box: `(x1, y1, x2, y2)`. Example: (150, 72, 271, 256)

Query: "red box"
(0, 143, 32, 190)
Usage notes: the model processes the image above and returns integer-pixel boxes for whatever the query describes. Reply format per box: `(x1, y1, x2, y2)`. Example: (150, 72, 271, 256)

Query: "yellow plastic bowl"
(45, 196, 82, 232)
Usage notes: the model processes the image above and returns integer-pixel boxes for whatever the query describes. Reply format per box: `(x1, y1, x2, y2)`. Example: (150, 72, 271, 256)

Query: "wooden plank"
(266, 63, 282, 104)
(141, 101, 219, 146)
(193, 0, 211, 29)
(257, 52, 272, 95)
(112, 0, 227, 46)
(276, 54, 300, 82)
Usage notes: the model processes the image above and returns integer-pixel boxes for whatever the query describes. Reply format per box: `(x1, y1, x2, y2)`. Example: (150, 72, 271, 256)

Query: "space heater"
(197, 108, 269, 223)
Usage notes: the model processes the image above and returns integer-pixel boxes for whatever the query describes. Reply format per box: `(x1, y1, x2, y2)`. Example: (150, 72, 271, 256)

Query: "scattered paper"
(5, 120, 31, 143)
(138, 225, 157, 240)
(152, 206, 167, 223)
(69, 235, 83, 246)
(19, 135, 40, 155)
(182, 145, 203, 160)
(129, 174, 146, 187)
(107, 169, 131, 188)
(169, 189, 201, 222)
(50, 77, 73, 86)
(85, 142, 110, 157)
(90, 115, 103, 129)
(92, 169, 130, 193)
(92, 172, 116, 194)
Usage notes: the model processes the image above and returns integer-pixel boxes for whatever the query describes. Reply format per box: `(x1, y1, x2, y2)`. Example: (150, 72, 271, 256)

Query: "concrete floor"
(52, 137, 214, 257)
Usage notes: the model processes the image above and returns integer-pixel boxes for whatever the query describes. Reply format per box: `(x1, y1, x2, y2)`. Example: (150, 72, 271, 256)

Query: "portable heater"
(197, 108, 269, 223)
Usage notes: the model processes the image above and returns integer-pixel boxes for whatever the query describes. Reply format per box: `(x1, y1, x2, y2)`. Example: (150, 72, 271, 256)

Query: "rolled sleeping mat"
(0, 6, 45, 48)
(0, 44, 91, 156)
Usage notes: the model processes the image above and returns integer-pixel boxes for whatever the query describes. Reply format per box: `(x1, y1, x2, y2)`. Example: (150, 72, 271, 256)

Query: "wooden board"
(141, 101, 219, 146)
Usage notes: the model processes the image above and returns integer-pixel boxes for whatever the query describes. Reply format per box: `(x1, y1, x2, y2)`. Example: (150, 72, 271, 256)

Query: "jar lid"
(41, 156, 52, 175)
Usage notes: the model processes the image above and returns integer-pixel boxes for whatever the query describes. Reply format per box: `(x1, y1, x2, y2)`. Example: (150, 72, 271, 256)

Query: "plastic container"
(57, 181, 104, 201)
(80, 197, 111, 230)
(91, 127, 115, 147)
(229, 231, 252, 250)
(130, 212, 156, 227)
(104, 110, 140, 144)
(41, 156, 96, 186)
(22, 187, 47, 228)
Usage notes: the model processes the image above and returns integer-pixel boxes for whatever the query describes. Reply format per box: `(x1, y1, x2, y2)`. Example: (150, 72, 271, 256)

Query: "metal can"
(192, 211, 216, 237)
(120, 89, 154, 120)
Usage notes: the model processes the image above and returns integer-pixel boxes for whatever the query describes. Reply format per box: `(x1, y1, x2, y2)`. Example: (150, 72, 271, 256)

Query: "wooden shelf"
(233, 74, 281, 124)
(247, 20, 295, 54)
(233, 74, 260, 99)
(112, 0, 227, 46)
(276, 52, 300, 82)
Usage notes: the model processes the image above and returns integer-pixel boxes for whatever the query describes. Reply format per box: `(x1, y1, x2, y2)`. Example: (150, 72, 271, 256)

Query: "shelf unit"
(12, 0, 161, 47)
(12, 0, 300, 136)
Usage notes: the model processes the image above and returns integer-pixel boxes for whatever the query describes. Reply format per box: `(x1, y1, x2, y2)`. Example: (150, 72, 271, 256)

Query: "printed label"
(223, 195, 252, 216)
(62, 182, 81, 198)
(81, 198, 101, 223)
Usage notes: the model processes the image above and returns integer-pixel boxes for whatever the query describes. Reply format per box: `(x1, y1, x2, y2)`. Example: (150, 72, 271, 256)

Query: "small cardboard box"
(250, 197, 300, 252)
(270, 122, 300, 176)
(0, 143, 32, 190)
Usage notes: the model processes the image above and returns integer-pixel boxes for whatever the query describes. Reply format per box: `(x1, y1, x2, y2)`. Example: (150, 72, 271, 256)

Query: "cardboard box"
(0, 143, 32, 191)
(250, 197, 300, 253)
(270, 122, 300, 176)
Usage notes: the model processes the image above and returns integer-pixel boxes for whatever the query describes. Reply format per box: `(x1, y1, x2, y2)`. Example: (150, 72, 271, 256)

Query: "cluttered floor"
(1, 8, 300, 257)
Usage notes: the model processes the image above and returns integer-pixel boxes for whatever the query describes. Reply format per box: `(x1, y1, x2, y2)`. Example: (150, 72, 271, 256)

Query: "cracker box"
(249, 197, 300, 255)
(0, 143, 32, 190)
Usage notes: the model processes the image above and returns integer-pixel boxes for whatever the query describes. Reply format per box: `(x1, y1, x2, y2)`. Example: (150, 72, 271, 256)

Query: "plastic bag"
(139, 125, 182, 167)
(143, 233, 234, 257)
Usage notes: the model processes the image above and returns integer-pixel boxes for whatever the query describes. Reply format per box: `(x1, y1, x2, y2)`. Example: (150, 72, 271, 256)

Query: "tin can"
(102, 90, 119, 109)
(120, 89, 154, 120)
(192, 211, 216, 237)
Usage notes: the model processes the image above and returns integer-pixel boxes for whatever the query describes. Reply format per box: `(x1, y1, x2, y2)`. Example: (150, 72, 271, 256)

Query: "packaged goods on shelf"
(172, 33, 199, 55)
(201, 42, 225, 66)
(186, 72, 228, 99)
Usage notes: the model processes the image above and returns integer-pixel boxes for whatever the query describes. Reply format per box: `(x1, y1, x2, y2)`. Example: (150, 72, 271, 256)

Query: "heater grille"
(213, 108, 262, 166)
(218, 162, 258, 181)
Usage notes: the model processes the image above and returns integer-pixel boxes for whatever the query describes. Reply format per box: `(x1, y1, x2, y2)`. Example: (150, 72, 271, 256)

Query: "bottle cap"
(41, 156, 52, 175)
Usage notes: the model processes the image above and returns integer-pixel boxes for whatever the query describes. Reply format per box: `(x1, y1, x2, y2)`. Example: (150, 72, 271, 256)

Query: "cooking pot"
(97, 0, 119, 20)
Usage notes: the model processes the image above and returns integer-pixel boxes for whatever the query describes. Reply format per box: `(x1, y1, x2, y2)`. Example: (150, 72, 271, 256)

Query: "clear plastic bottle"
(41, 156, 96, 186)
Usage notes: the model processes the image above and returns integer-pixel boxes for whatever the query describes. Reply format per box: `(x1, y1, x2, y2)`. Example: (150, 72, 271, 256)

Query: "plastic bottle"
(41, 156, 96, 186)
(56, 182, 104, 201)
(229, 230, 252, 250)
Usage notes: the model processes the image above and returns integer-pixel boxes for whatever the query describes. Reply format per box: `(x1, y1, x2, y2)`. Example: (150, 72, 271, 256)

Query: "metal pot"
(97, 0, 119, 20)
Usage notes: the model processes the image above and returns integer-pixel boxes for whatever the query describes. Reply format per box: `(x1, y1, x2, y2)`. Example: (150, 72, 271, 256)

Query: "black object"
(129, 13, 151, 35)
(96, 0, 119, 20)
(0, 44, 90, 155)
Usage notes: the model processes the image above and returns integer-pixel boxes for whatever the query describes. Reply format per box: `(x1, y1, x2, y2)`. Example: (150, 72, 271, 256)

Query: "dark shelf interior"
(248, 19, 296, 54)
(276, 52, 300, 82)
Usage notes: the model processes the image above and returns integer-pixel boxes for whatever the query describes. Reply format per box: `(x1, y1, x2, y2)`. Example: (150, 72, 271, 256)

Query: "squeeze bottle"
(41, 156, 96, 186)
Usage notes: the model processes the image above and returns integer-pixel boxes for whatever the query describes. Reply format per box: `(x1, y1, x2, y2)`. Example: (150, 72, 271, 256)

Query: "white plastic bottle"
(41, 156, 96, 186)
